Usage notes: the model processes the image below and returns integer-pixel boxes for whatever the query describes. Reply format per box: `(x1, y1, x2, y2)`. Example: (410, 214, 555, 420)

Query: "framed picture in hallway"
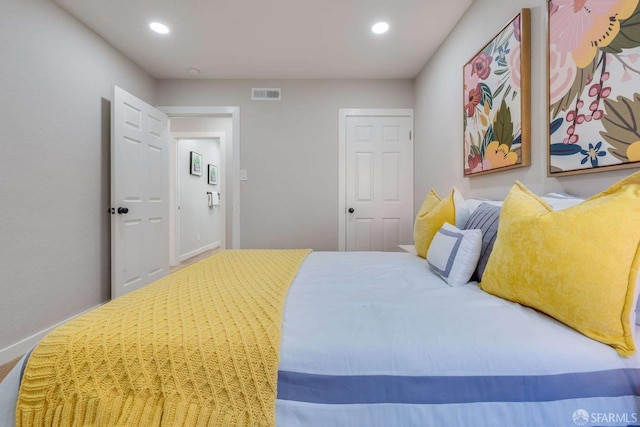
(548, 0, 640, 176)
(463, 9, 531, 176)
(190, 151, 202, 176)
(208, 164, 218, 185)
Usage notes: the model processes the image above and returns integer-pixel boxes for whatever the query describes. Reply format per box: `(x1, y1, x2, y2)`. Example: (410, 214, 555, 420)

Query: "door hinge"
(409, 131, 412, 140)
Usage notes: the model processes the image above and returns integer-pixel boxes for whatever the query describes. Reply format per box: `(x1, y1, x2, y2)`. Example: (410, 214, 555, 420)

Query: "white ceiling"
(53, 0, 473, 80)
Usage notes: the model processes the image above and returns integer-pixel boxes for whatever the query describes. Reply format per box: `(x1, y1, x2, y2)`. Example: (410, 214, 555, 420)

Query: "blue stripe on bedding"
(277, 369, 640, 404)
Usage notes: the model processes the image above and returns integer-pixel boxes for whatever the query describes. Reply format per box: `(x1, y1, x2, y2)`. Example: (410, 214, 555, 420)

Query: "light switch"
(240, 169, 248, 181)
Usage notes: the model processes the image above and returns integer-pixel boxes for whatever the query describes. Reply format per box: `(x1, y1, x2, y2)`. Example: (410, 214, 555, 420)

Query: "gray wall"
(156, 79, 415, 250)
(0, 0, 155, 360)
(414, 0, 635, 207)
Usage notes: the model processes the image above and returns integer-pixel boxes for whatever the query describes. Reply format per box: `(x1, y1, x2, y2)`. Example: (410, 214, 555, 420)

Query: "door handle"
(348, 208, 355, 213)
(117, 207, 129, 214)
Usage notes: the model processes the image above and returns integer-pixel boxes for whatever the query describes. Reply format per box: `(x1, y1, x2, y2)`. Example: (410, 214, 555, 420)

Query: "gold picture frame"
(548, 1, 640, 176)
(463, 9, 531, 177)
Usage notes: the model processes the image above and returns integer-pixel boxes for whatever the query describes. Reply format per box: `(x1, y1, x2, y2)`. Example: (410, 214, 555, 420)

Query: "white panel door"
(111, 86, 169, 298)
(346, 116, 413, 251)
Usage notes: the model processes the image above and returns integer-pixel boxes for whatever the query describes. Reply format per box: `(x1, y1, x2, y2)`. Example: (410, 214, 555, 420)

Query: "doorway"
(172, 134, 224, 266)
(160, 106, 241, 262)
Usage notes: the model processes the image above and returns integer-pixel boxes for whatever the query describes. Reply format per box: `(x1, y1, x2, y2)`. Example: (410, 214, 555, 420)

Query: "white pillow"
(541, 192, 585, 210)
(426, 223, 482, 287)
(464, 192, 584, 213)
(464, 198, 503, 215)
(453, 187, 470, 229)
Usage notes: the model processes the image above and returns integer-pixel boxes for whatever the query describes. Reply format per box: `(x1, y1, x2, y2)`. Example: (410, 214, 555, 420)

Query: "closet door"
(345, 115, 413, 251)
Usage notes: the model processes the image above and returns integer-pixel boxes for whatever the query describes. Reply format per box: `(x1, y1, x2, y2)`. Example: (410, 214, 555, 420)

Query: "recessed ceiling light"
(187, 67, 201, 76)
(371, 22, 389, 34)
(149, 22, 170, 34)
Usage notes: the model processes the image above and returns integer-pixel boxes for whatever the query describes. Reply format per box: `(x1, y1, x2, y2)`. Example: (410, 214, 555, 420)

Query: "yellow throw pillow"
(414, 189, 455, 258)
(480, 171, 640, 357)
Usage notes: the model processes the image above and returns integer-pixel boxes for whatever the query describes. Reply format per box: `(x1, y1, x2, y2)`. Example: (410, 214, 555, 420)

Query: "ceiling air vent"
(252, 88, 281, 101)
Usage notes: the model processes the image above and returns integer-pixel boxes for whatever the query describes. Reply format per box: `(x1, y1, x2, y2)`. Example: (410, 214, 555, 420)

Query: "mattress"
(2, 251, 640, 426)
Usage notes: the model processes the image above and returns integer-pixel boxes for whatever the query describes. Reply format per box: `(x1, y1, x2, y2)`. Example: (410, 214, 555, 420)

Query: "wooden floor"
(170, 248, 219, 273)
(0, 356, 21, 383)
(0, 248, 220, 383)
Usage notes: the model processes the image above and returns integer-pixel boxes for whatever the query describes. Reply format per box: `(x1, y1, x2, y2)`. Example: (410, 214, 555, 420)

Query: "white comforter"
(275, 251, 640, 427)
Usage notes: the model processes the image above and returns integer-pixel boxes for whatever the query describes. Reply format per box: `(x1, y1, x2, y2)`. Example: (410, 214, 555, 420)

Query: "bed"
(2, 174, 640, 426)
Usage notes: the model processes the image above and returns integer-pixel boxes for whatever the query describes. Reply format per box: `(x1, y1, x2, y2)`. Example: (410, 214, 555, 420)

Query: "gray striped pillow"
(463, 203, 501, 282)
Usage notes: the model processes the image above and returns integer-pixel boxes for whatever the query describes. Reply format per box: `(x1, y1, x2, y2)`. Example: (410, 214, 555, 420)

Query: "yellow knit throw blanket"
(16, 249, 311, 427)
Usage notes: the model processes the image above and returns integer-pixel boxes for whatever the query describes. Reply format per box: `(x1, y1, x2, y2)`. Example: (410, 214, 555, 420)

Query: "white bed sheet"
(275, 251, 640, 427)
(279, 251, 640, 376)
(0, 353, 26, 427)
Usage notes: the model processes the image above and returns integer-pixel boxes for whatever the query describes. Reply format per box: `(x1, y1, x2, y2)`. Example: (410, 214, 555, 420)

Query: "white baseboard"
(0, 303, 104, 366)
(179, 241, 220, 263)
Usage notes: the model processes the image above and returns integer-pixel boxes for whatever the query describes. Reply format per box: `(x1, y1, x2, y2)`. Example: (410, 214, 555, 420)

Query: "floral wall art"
(549, 0, 640, 175)
(463, 9, 531, 176)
